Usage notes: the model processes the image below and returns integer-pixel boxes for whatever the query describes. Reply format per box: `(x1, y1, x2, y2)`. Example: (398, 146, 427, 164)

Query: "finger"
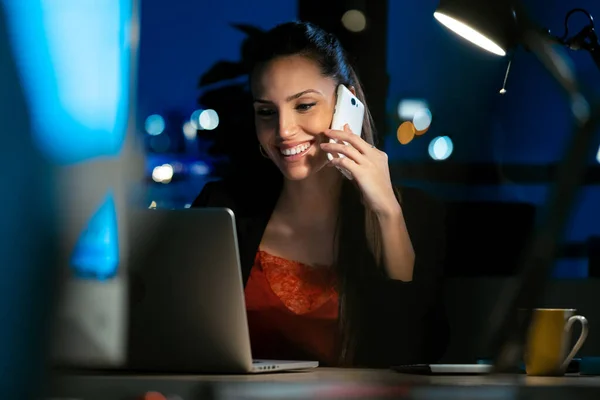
(320, 142, 366, 164)
(328, 156, 360, 176)
(325, 124, 370, 154)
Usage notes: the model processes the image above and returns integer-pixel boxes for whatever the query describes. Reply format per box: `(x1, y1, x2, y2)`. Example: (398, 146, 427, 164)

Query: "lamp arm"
(559, 8, 594, 42)
(552, 8, 600, 72)
(487, 23, 600, 373)
(591, 45, 600, 72)
(582, 29, 600, 72)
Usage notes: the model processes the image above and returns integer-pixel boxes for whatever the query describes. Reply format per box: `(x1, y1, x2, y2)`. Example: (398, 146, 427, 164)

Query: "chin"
(279, 161, 330, 181)
(280, 165, 313, 181)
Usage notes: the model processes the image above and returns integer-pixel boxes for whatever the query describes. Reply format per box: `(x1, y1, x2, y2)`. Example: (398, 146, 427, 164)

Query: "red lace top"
(244, 250, 340, 366)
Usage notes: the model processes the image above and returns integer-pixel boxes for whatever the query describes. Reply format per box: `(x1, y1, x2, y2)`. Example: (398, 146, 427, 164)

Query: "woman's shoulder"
(191, 179, 234, 208)
(191, 177, 281, 216)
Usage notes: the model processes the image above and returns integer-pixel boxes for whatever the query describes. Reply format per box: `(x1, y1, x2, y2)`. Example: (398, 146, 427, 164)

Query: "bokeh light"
(171, 162, 184, 173)
(182, 121, 197, 140)
(397, 121, 416, 145)
(199, 109, 219, 130)
(341, 10, 367, 32)
(413, 108, 432, 133)
(190, 109, 203, 130)
(145, 114, 165, 136)
(152, 164, 174, 184)
(189, 161, 211, 176)
(596, 144, 600, 164)
(397, 99, 429, 120)
(428, 136, 454, 161)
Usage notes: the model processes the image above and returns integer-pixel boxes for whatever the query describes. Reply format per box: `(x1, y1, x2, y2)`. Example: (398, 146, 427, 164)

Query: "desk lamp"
(433, 0, 600, 373)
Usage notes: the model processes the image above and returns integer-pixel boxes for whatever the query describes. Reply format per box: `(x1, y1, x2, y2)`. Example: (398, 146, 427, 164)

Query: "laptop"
(127, 207, 318, 373)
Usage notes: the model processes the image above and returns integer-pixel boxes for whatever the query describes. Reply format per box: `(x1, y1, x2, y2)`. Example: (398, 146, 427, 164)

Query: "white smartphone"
(328, 84, 365, 180)
(391, 364, 492, 375)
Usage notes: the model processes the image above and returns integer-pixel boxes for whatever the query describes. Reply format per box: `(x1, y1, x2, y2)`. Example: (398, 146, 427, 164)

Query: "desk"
(47, 368, 600, 400)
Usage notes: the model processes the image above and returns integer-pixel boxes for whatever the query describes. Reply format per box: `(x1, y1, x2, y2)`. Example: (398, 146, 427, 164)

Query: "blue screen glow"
(3, 0, 132, 164)
(70, 193, 120, 280)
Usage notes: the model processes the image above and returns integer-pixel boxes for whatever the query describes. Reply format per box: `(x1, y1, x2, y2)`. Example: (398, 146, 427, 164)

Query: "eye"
(296, 102, 316, 112)
(256, 108, 276, 117)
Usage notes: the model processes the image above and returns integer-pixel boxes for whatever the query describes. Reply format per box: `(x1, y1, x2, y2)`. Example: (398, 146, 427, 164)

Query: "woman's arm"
(376, 204, 415, 282)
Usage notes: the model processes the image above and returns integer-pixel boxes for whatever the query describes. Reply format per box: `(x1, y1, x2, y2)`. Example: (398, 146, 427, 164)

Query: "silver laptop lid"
(127, 207, 253, 373)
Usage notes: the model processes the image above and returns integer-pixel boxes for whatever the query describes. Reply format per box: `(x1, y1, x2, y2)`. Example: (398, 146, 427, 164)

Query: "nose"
(276, 109, 298, 141)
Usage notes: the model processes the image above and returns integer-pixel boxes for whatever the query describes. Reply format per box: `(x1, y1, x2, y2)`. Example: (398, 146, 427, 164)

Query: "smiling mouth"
(278, 141, 315, 160)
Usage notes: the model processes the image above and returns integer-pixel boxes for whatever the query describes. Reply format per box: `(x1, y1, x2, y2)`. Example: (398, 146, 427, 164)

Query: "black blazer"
(192, 179, 449, 368)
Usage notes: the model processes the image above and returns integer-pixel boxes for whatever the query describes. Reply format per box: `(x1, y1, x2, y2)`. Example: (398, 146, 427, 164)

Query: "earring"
(259, 144, 270, 159)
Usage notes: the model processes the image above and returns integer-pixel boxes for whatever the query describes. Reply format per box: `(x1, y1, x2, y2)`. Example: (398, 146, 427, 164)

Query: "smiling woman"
(251, 57, 337, 181)
(193, 21, 448, 368)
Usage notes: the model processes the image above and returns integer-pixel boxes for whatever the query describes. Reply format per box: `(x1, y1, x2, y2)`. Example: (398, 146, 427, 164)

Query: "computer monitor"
(2, 0, 143, 369)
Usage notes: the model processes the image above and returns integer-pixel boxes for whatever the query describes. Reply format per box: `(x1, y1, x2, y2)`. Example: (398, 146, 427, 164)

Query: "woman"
(193, 21, 448, 368)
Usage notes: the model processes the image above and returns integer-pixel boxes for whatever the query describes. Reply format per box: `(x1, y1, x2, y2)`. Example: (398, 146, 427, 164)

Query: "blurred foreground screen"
(1, 0, 141, 396)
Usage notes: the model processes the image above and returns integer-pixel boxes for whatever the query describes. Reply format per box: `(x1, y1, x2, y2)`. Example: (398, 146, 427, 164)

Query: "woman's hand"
(320, 124, 401, 218)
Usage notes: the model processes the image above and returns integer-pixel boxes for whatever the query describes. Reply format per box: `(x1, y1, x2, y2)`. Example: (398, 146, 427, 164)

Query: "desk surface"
(48, 367, 600, 400)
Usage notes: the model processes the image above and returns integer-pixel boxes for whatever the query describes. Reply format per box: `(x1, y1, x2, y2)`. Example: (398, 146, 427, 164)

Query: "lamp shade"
(434, 0, 519, 56)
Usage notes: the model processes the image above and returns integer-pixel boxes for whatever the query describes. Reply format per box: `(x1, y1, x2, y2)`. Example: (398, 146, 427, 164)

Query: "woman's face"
(251, 55, 337, 181)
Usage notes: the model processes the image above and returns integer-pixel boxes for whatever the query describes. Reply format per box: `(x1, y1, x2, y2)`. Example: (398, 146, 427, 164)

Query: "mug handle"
(561, 315, 589, 371)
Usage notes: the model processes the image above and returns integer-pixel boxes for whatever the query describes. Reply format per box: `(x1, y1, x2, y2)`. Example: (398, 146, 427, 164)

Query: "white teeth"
(280, 142, 310, 156)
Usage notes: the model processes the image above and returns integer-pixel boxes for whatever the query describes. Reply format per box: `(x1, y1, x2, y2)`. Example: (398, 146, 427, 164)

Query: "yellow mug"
(524, 308, 589, 376)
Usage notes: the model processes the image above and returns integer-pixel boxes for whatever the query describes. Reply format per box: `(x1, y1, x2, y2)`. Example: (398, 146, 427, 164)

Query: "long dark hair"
(248, 21, 399, 365)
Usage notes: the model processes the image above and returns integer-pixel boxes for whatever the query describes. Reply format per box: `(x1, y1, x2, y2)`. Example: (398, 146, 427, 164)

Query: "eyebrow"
(253, 89, 323, 104)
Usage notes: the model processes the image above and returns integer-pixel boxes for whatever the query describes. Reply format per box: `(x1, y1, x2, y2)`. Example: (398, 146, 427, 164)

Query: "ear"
(348, 85, 357, 96)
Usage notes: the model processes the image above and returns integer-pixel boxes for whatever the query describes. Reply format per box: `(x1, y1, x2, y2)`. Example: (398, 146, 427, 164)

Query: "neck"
(278, 166, 343, 225)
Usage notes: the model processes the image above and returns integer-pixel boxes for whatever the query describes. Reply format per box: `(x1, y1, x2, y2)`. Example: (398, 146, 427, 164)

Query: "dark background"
(137, 0, 600, 280)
